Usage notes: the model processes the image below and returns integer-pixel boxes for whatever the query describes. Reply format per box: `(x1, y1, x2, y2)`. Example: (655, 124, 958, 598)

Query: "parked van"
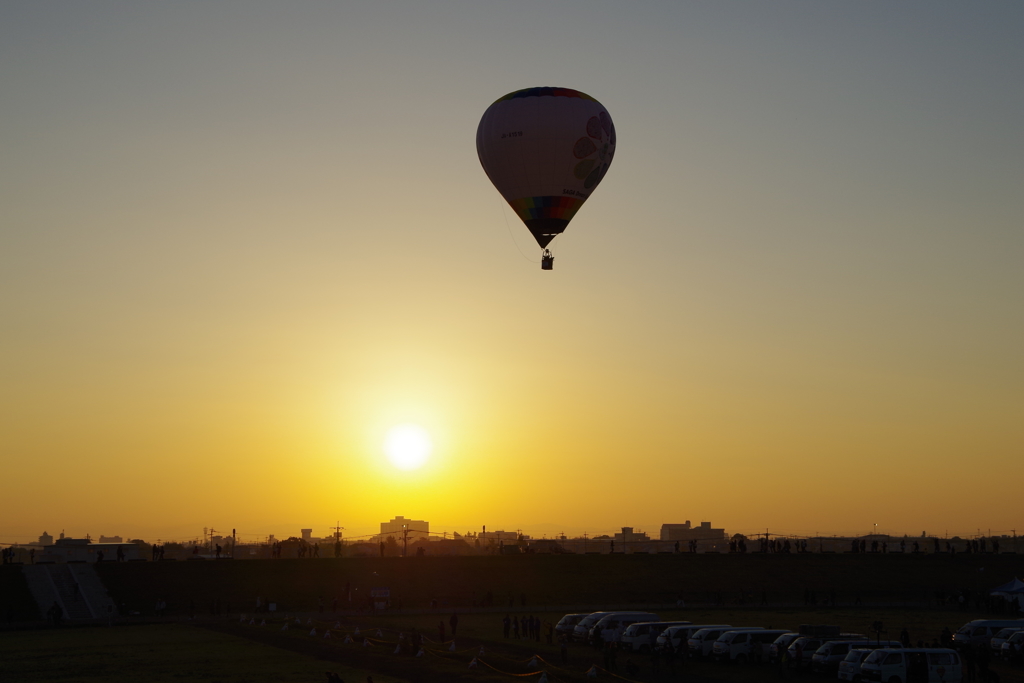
(712, 629, 788, 663)
(769, 633, 801, 662)
(838, 648, 882, 682)
(859, 648, 961, 683)
(555, 614, 588, 637)
(658, 624, 731, 652)
(589, 612, 660, 643)
(1000, 631, 1024, 660)
(689, 626, 755, 658)
(990, 626, 1024, 654)
(572, 612, 609, 641)
(620, 621, 691, 652)
(814, 640, 901, 673)
(953, 619, 1024, 648)
(788, 634, 865, 665)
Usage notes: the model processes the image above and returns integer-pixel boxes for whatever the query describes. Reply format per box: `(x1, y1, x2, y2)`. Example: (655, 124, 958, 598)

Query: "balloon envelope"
(477, 87, 615, 248)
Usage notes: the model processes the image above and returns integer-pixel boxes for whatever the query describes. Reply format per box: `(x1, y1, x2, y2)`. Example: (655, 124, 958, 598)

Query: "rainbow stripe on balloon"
(508, 195, 585, 224)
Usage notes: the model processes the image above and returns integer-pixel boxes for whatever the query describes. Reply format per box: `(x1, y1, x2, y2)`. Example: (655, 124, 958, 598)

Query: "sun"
(383, 424, 433, 470)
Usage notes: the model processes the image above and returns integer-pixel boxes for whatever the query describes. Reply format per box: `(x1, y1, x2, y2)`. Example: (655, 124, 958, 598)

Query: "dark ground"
(3, 553, 1023, 682)
(89, 551, 1024, 617)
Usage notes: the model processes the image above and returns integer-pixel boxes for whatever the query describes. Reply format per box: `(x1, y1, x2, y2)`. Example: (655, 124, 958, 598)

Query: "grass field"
(3, 608, 1024, 683)
(6, 555, 1024, 682)
(0, 623, 407, 683)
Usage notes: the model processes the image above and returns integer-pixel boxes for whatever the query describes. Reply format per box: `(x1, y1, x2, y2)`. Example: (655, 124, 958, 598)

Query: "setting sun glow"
(383, 424, 433, 471)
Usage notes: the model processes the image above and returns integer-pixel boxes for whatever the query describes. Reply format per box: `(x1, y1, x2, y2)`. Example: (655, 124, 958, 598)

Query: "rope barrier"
(423, 645, 478, 654)
(481, 650, 550, 664)
(530, 655, 576, 673)
(476, 658, 547, 678)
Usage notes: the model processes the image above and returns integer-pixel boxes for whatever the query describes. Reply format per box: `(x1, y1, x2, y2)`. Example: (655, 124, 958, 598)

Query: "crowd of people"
(501, 613, 553, 643)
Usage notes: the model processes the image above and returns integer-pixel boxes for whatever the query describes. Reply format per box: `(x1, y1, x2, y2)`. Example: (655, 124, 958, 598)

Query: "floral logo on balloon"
(573, 111, 615, 189)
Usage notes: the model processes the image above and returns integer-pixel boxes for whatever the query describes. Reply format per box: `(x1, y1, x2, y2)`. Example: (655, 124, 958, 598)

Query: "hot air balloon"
(477, 87, 615, 270)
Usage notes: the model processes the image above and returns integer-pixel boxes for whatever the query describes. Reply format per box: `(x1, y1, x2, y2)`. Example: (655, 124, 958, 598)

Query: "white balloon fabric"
(477, 87, 616, 250)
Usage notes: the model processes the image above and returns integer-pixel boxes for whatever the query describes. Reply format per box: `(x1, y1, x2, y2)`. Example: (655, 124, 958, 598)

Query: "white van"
(953, 619, 1024, 648)
(838, 648, 880, 682)
(712, 629, 787, 663)
(859, 648, 961, 683)
(990, 626, 1024, 654)
(589, 612, 659, 643)
(788, 634, 864, 666)
(814, 640, 901, 673)
(1001, 630, 1024, 659)
(620, 621, 691, 652)
(572, 612, 609, 641)
(769, 633, 801, 662)
(658, 624, 731, 652)
(555, 613, 589, 637)
(689, 626, 752, 658)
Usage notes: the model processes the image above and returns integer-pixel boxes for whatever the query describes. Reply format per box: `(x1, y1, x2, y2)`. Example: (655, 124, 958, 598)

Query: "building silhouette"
(377, 516, 429, 543)
(660, 521, 725, 542)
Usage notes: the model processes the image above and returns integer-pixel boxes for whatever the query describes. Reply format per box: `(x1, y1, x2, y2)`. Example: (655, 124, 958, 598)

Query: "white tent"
(991, 578, 1024, 612)
(990, 577, 1024, 596)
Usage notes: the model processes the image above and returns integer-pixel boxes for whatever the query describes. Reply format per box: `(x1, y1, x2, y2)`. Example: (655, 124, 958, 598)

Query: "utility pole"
(402, 524, 409, 557)
(331, 522, 344, 557)
(232, 528, 236, 559)
(583, 532, 588, 554)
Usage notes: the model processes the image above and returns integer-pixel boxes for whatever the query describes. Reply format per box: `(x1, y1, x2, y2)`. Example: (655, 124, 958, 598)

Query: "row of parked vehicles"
(554, 613, 1024, 682)
(952, 618, 1024, 659)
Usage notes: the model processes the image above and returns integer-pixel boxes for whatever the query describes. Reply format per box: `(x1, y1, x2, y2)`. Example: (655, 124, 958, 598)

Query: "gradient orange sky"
(2, 2, 1022, 543)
